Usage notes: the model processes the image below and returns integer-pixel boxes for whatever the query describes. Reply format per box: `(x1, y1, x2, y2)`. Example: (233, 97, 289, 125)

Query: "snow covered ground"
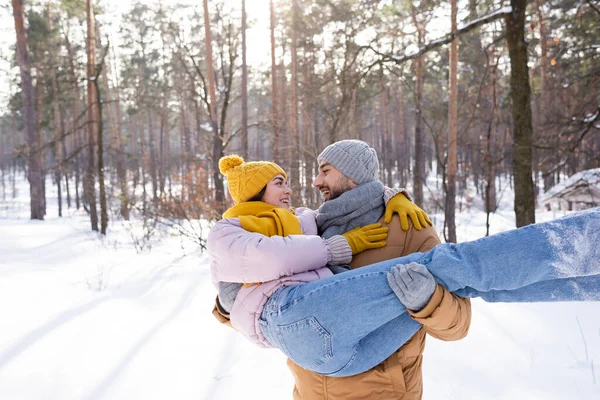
(1, 175, 599, 400)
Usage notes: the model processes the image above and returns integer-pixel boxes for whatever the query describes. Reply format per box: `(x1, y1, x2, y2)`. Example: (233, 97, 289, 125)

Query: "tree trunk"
(94, 68, 108, 234)
(159, 96, 167, 198)
(104, 43, 129, 220)
(35, 74, 46, 216)
(64, 32, 82, 211)
(61, 111, 71, 209)
(10, 115, 19, 199)
(446, 0, 458, 243)
(270, 0, 280, 163)
(147, 109, 158, 201)
(93, 19, 108, 234)
(535, 0, 554, 192)
(289, 0, 301, 198)
(51, 60, 63, 218)
(380, 77, 392, 186)
(203, 0, 225, 211)
(506, 0, 536, 227)
(178, 81, 189, 199)
(349, 88, 357, 142)
(1, 128, 5, 202)
(413, 55, 425, 206)
(396, 84, 407, 186)
(158, 21, 168, 200)
(11, 0, 44, 220)
(47, 11, 63, 218)
(485, 60, 500, 236)
(302, 53, 317, 208)
(86, 0, 99, 231)
(99, 40, 117, 201)
(241, 0, 249, 159)
(137, 110, 148, 205)
(74, 122, 81, 210)
(411, 6, 426, 206)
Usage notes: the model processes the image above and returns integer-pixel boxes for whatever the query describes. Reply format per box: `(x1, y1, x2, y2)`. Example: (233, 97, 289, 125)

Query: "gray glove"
(386, 262, 436, 311)
(218, 281, 242, 313)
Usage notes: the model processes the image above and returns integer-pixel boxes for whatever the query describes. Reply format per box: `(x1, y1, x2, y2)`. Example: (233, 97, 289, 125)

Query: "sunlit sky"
(0, 0, 465, 110)
(0, 0, 272, 109)
(100, 0, 272, 66)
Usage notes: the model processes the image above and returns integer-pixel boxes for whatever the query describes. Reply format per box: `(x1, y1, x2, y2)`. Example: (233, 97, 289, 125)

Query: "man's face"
(313, 159, 356, 201)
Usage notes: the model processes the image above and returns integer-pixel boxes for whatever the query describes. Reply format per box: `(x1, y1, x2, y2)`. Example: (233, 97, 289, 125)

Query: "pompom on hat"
(219, 155, 286, 204)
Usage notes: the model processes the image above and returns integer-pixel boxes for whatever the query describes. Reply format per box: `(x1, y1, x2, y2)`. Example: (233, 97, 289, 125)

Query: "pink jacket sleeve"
(208, 217, 331, 284)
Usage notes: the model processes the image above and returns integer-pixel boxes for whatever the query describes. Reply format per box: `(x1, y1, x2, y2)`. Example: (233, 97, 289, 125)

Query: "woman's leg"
(259, 264, 422, 376)
(457, 274, 600, 302)
(422, 208, 600, 298)
(331, 313, 421, 377)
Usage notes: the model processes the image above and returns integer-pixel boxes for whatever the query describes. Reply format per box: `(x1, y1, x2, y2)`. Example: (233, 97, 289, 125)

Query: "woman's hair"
(247, 185, 267, 202)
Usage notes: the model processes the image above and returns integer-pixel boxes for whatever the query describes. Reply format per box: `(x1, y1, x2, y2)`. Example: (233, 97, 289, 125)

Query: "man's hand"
(384, 193, 432, 231)
(386, 262, 436, 311)
(342, 223, 389, 255)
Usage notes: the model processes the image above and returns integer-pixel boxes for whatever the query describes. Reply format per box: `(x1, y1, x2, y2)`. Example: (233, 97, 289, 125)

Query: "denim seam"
(325, 344, 359, 376)
(262, 286, 287, 316)
(278, 271, 390, 311)
(276, 317, 333, 370)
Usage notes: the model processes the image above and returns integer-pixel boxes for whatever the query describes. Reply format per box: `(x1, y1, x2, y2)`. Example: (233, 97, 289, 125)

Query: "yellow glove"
(342, 223, 389, 255)
(384, 193, 432, 231)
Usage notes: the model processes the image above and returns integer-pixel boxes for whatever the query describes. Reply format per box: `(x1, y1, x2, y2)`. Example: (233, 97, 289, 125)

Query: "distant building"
(540, 168, 600, 211)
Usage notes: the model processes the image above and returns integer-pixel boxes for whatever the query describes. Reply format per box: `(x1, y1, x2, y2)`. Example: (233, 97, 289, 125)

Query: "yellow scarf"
(223, 202, 302, 288)
(223, 201, 302, 238)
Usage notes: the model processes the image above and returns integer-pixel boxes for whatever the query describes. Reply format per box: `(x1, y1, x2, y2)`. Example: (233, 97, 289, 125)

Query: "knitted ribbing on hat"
(219, 155, 286, 204)
(318, 140, 379, 185)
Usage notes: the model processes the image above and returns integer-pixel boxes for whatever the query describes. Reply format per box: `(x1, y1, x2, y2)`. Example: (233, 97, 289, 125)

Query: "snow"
(539, 168, 600, 204)
(200, 122, 212, 132)
(457, 6, 512, 31)
(544, 210, 600, 278)
(391, 7, 513, 63)
(1, 175, 599, 400)
(583, 110, 599, 123)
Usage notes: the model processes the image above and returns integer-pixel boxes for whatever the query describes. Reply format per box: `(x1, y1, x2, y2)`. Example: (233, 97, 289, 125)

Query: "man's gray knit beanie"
(318, 139, 379, 185)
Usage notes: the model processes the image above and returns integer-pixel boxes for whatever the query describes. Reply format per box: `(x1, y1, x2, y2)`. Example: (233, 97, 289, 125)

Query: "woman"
(209, 155, 600, 377)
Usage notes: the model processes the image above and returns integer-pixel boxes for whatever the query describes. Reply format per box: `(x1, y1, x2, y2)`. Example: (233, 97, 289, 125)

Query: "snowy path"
(0, 214, 292, 399)
(1, 203, 599, 398)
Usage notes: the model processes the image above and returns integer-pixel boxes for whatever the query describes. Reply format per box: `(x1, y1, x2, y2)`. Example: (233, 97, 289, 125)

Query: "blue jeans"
(259, 208, 600, 377)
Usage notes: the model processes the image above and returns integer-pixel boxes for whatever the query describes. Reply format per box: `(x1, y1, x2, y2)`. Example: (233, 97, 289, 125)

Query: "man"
(286, 139, 471, 400)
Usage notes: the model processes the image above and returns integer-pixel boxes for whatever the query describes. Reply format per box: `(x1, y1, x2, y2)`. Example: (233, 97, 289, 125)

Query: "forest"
(2, 0, 599, 242)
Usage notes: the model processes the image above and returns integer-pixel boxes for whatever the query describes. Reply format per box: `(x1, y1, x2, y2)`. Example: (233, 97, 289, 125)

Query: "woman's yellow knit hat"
(219, 155, 287, 204)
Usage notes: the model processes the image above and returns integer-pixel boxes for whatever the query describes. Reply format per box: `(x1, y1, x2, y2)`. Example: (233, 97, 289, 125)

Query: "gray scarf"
(316, 180, 385, 238)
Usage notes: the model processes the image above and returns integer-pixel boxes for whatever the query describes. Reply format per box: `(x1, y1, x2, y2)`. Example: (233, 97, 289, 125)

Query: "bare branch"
(585, 0, 600, 16)
(365, 7, 512, 66)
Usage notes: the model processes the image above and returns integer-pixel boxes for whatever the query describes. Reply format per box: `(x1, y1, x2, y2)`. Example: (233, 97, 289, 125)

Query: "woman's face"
(262, 174, 292, 209)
